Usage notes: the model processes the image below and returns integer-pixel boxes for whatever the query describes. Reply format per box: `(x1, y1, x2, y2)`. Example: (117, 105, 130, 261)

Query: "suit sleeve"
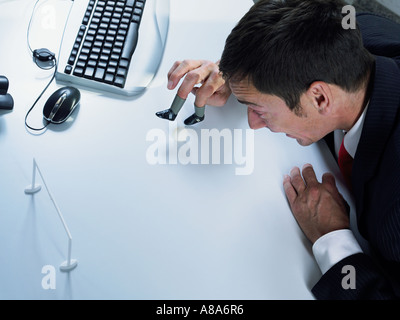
(357, 13, 400, 63)
(313, 196, 400, 300)
(312, 253, 399, 300)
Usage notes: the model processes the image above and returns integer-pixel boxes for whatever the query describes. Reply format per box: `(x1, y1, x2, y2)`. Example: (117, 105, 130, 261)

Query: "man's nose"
(248, 108, 266, 130)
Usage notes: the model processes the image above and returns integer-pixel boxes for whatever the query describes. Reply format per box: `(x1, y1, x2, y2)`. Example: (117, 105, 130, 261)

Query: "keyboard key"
(115, 6, 123, 14)
(79, 54, 89, 61)
(68, 55, 76, 65)
(89, 53, 98, 60)
(112, 47, 122, 55)
(109, 60, 118, 68)
(107, 66, 116, 74)
(92, 47, 101, 54)
(108, 29, 117, 36)
(73, 67, 84, 77)
(126, 0, 135, 7)
(100, 54, 109, 62)
(132, 15, 141, 23)
(119, 58, 129, 68)
(64, 65, 73, 74)
(84, 67, 95, 79)
(121, 22, 139, 60)
(102, 48, 111, 55)
(135, 2, 144, 9)
(98, 28, 107, 35)
(81, 48, 90, 55)
(114, 76, 125, 88)
(76, 60, 86, 68)
(94, 67, 105, 81)
(117, 29, 127, 37)
(104, 42, 113, 49)
(111, 53, 119, 61)
(98, 61, 107, 68)
(115, 41, 123, 48)
(87, 60, 97, 67)
(104, 73, 114, 84)
(117, 67, 128, 78)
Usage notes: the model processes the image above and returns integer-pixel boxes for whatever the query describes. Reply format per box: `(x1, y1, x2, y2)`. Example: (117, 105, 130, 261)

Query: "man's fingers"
(168, 60, 217, 100)
(322, 172, 342, 198)
(168, 60, 203, 92)
(322, 172, 337, 189)
(167, 60, 182, 83)
(283, 174, 297, 205)
(301, 164, 319, 188)
(175, 61, 221, 100)
(322, 172, 351, 214)
(290, 167, 306, 193)
(193, 72, 225, 107)
(167, 60, 227, 107)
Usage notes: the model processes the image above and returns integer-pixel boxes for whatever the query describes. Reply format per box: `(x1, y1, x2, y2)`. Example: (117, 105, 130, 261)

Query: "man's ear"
(306, 81, 332, 115)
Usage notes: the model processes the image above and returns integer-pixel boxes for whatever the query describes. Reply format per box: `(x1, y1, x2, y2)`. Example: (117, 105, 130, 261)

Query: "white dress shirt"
(312, 104, 369, 275)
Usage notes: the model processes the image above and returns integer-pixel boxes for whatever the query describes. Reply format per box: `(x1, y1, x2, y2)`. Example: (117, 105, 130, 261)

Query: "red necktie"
(338, 139, 354, 188)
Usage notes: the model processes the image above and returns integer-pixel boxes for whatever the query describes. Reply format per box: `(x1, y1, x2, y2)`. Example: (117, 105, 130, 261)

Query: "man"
(168, 0, 400, 299)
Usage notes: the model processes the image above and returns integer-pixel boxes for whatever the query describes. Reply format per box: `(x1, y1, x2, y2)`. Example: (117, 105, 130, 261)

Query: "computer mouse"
(43, 86, 80, 124)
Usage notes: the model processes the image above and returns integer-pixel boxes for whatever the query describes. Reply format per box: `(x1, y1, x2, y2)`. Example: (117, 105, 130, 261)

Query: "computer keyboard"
(56, 0, 170, 96)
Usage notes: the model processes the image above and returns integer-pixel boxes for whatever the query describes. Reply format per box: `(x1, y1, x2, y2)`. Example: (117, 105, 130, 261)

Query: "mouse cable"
(24, 60, 57, 131)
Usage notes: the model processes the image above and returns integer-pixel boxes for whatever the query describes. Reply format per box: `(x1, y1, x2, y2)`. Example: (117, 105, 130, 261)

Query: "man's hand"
(283, 164, 350, 244)
(167, 60, 231, 107)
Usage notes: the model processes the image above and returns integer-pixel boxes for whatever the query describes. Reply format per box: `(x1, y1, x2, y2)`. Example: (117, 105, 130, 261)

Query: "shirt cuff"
(312, 229, 363, 275)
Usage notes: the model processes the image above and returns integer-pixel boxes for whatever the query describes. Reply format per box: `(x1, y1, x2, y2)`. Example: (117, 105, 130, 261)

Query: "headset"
(25, 0, 74, 132)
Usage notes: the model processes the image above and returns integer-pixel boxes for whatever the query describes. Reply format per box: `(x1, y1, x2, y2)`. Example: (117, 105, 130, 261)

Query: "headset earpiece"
(33, 48, 56, 62)
(32, 48, 56, 69)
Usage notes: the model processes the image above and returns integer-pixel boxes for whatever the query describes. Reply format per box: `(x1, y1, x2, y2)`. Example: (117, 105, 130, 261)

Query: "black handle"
(0, 76, 9, 95)
(0, 94, 14, 110)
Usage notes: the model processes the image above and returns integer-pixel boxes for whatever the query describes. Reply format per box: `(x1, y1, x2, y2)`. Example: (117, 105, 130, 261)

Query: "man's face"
(229, 79, 329, 147)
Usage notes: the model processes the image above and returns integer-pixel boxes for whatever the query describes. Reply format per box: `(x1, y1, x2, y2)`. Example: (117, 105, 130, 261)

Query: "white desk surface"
(0, 0, 361, 300)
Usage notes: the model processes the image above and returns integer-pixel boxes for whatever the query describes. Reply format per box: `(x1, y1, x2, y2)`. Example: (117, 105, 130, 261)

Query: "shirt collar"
(343, 102, 369, 158)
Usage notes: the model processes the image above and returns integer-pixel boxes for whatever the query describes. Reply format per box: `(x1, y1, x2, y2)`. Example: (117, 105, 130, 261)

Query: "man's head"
(219, 0, 375, 145)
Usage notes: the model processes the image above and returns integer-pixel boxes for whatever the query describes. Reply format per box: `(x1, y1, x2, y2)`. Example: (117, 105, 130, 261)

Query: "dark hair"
(219, 0, 375, 112)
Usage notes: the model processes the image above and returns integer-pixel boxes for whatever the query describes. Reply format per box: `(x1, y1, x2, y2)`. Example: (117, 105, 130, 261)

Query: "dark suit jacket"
(313, 13, 400, 300)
